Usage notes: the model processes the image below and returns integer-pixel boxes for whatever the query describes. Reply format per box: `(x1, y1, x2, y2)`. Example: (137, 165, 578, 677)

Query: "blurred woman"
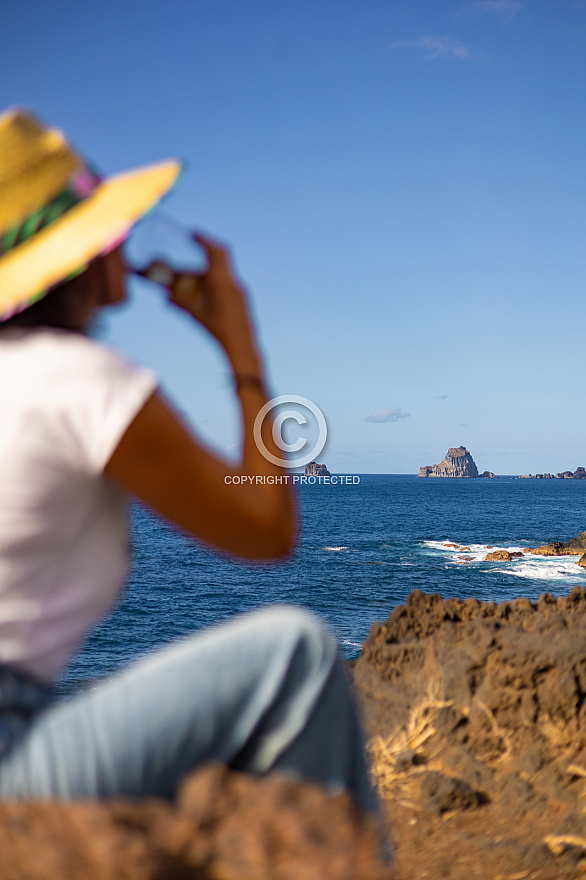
(0, 109, 378, 818)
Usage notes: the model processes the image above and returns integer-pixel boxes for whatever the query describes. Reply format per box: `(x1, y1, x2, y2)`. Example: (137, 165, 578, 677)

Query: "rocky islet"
(520, 467, 586, 480)
(418, 446, 496, 479)
(304, 461, 331, 477)
(417, 446, 585, 481)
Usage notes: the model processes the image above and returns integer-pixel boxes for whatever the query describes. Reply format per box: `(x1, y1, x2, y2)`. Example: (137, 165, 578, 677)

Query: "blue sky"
(3, 0, 586, 473)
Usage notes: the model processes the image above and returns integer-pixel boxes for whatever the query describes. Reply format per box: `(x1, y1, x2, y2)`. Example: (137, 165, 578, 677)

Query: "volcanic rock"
(522, 468, 586, 479)
(304, 461, 331, 477)
(484, 550, 513, 561)
(529, 528, 586, 557)
(556, 467, 586, 479)
(418, 770, 487, 815)
(354, 587, 586, 880)
(418, 447, 479, 478)
(0, 763, 393, 880)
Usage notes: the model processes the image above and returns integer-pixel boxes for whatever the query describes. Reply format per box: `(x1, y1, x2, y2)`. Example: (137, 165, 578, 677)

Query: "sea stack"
(418, 446, 480, 478)
(304, 461, 331, 477)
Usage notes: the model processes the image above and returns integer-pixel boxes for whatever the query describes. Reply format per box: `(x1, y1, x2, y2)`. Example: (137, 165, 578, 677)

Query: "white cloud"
(466, 0, 523, 23)
(365, 408, 412, 423)
(389, 35, 471, 60)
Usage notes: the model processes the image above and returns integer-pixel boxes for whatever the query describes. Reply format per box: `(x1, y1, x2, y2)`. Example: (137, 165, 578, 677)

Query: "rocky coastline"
(355, 586, 586, 880)
(437, 528, 586, 570)
(520, 467, 586, 480)
(2, 579, 586, 878)
(527, 528, 586, 569)
(3, 531, 586, 878)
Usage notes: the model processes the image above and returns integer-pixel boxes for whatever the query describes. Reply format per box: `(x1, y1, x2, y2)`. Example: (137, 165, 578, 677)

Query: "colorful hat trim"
(0, 109, 184, 322)
(0, 164, 102, 257)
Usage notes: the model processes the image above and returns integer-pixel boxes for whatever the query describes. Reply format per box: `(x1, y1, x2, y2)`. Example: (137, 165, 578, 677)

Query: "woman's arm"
(104, 235, 297, 561)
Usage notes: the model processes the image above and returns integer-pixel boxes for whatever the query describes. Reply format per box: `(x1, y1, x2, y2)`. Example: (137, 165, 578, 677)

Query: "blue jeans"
(0, 606, 379, 815)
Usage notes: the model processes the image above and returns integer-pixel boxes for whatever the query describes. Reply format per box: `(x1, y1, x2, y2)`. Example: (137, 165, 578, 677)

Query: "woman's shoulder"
(0, 327, 157, 399)
(0, 326, 139, 371)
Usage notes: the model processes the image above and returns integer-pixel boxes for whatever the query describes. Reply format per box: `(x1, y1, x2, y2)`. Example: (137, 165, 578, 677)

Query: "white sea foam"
(424, 540, 456, 552)
(422, 539, 586, 582)
(423, 540, 500, 561)
(322, 546, 350, 551)
(496, 558, 583, 581)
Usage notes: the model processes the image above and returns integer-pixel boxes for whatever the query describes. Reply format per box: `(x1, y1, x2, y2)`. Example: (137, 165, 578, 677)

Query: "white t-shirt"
(0, 328, 158, 681)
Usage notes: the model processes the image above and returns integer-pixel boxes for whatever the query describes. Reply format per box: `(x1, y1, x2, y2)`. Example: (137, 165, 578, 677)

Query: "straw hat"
(0, 109, 182, 320)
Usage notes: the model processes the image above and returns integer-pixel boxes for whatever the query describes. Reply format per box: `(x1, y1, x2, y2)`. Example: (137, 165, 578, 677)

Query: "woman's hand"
(106, 232, 298, 561)
(169, 234, 263, 377)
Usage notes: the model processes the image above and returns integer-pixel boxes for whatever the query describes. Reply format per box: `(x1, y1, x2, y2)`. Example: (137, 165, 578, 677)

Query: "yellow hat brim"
(0, 158, 182, 318)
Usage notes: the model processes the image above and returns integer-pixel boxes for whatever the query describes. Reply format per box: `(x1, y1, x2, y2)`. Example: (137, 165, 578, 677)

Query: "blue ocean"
(61, 475, 586, 691)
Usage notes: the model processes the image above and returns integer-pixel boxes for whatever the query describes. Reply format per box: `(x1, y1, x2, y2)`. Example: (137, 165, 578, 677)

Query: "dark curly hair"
(1, 263, 100, 334)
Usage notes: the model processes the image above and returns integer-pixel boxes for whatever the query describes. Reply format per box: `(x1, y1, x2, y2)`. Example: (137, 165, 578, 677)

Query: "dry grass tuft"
(475, 698, 513, 763)
(368, 685, 453, 801)
(539, 714, 576, 749)
(544, 833, 586, 857)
